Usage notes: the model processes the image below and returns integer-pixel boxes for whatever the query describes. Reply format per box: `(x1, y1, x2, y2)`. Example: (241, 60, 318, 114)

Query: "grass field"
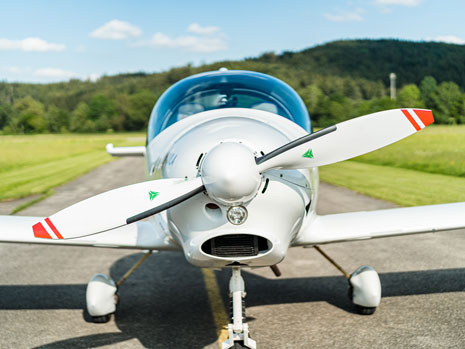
(351, 125, 465, 177)
(319, 125, 465, 206)
(0, 133, 145, 201)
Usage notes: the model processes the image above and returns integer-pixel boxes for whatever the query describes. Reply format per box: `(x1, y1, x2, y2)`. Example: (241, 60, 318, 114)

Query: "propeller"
(256, 108, 434, 172)
(33, 108, 433, 240)
(33, 177, 204, 239)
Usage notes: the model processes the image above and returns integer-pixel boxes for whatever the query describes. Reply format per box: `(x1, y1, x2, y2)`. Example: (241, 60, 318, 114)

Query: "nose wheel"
(222, 267, 256, 349)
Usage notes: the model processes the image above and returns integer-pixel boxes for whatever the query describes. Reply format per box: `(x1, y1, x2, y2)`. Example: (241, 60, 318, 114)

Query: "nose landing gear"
(222, 267, 256, 349)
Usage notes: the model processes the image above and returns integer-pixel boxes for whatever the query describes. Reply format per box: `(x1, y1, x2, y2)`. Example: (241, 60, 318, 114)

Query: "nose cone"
(201, 142, 262, 205)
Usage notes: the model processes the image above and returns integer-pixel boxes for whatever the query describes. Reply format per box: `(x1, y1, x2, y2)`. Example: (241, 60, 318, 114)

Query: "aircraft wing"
(294, 202, 465, 245)
(0, 214, 180, 250)
(106, 143, 145, 157)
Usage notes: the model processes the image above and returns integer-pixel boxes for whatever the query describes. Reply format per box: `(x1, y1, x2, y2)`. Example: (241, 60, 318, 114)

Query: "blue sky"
(1, 0, 464, 83)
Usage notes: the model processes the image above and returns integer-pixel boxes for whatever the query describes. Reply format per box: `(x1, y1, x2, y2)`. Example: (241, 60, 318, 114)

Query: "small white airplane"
(1, 69, 465, 348)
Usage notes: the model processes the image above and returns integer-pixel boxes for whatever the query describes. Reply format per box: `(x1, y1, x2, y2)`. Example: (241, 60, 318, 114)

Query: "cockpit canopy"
(147, 70, 311, 142)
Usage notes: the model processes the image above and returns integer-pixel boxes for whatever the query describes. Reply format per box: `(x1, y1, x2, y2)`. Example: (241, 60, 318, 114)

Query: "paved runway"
(0, 157, 464, 348)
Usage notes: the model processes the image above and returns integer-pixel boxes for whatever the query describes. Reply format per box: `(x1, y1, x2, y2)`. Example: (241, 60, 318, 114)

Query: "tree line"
(0, 86, 157, 134)
(299, 75, 465, 127)
(1, 74, 463, 133)
(2, 39, 465, 134)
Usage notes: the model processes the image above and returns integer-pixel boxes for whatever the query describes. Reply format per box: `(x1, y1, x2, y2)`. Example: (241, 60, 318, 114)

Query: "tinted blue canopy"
(147, 70, 311, 141)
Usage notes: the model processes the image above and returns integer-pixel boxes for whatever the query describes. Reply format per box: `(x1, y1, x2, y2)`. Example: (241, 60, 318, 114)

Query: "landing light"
(227, 206, 248, 225)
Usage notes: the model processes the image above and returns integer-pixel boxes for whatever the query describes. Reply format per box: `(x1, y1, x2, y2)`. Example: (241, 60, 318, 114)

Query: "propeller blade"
(33, 177, 204, 240)
(256, 108, 434, 172)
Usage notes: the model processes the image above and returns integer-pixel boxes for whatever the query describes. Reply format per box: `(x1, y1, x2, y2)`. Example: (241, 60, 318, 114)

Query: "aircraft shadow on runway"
(0, 251, 464, 348)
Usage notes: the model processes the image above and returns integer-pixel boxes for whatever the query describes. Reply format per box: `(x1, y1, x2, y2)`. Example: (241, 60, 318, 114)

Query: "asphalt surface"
(0, 157, 464, 348)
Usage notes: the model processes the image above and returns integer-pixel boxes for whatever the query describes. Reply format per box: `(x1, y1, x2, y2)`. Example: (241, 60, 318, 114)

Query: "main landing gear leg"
(222, 267, 257, 349)
(313, 245, 381, 315)
(86, 250, 153, 323)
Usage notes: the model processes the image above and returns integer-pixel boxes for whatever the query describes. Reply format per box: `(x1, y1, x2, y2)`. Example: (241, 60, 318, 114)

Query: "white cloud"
(188, 23, 220, 35)
(0, 37, 65, 52)
(324, 9, 364, 22)
(34, 68, 77, 79)
(426, 35, 465, 45)
(375, 0, 422, 6)
(90, 19, 142, 40)
(146, 32, 227, 52)
(138, 24, 227, 53)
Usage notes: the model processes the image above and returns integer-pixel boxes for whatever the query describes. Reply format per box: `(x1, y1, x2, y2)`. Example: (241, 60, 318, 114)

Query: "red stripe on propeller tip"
(401, 109, 421, 131)
(413, 109, 434, 127)
(45, 218, 64, 239)
(33, 222, 52, 239)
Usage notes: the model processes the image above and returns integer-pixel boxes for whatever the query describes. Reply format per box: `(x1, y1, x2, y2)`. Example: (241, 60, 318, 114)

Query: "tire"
(92, 314, 112, 323)
(355, 305, 376, 315)
(349, 285, 377, 315)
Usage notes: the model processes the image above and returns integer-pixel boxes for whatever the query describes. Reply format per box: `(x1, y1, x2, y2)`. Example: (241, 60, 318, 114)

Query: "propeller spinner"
(200, 142, 262, 206)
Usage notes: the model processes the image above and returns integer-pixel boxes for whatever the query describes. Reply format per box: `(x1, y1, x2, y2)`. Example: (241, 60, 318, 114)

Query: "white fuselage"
(146, 108, 319, 268)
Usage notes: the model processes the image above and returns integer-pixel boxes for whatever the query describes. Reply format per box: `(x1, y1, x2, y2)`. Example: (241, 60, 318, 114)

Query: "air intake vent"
(202, 234, 269, 257)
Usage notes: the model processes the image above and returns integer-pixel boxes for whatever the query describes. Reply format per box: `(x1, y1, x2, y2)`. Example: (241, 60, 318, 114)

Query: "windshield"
(147, 70, 311, 141)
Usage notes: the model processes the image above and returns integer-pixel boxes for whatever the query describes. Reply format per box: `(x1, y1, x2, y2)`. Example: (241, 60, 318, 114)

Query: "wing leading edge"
(0, 214, 180, 250)
(294, 202, 465, 245)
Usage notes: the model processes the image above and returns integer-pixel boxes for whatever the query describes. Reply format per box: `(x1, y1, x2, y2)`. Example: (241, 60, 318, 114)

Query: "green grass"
(319, 125, 465, 206)
(352, 125, 465, 177)
(319, 161, 465, 206)
(0, 133, 145, 201)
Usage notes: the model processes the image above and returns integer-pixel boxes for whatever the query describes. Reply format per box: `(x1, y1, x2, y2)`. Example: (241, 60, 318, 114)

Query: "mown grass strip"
(0, 133, 145, 174)
(319, 161, 465, 207)
(0, 152, 113, 200)
(0, 133, 145, 201)
(352, 125, 465, 177)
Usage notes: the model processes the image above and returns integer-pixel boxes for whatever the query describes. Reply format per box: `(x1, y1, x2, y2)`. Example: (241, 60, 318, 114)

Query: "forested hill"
(255, 39, 465, 88)
(2, 39, 465, 133)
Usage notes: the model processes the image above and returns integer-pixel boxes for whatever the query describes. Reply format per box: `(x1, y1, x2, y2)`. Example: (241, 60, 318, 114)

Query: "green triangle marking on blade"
(302, 149, 314, 159)
(148, 191, 159, 201)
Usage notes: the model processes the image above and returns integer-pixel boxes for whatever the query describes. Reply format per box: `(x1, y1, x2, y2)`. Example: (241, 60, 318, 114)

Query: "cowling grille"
(202, 234, 269, 257)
